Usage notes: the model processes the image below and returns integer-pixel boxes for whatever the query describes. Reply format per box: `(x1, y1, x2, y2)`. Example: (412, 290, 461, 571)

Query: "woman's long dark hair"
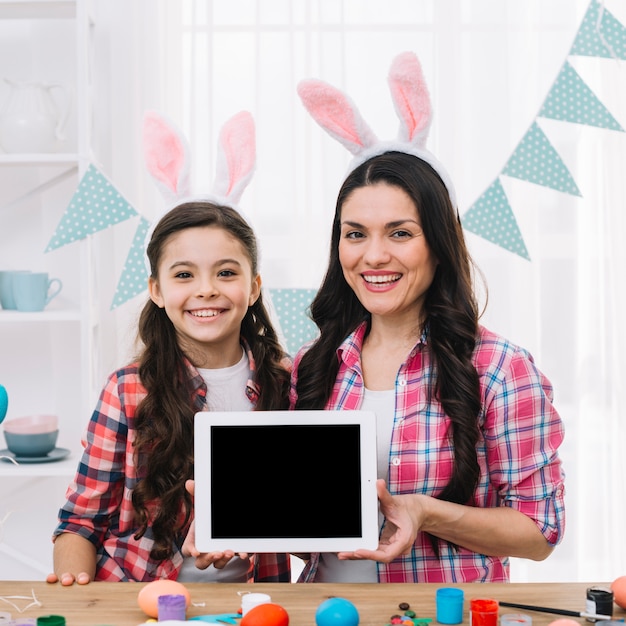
(132, 202, 290, 561)
(295, 152, 482, 551)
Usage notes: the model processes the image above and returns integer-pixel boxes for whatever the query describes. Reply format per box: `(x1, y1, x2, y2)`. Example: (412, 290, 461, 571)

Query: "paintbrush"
(499, 601, 613, 621)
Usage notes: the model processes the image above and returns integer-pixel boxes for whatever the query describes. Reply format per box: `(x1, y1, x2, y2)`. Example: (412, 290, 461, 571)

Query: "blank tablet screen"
(194, 410, 379, 553)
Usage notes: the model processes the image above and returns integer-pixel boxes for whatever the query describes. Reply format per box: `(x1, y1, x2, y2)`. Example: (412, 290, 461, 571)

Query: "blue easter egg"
(0, 384, 7, 424)
(316, 598, 359, 626)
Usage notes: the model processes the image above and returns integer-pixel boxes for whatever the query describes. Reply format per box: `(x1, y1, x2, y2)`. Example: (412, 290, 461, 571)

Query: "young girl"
(47, 113, 291, 584)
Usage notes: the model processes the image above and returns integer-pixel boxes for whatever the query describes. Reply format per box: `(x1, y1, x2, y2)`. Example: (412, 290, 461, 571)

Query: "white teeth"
(363, 274, 401, 284)
(190, 310, 220, 317)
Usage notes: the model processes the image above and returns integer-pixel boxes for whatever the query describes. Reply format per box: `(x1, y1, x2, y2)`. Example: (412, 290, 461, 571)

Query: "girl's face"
(338, 182, 438, 326)
(148, 225, 261, 368)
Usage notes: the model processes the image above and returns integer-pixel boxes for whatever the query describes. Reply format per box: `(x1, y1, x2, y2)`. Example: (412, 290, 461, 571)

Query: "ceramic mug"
(11, 272, 62, 312)
(0, 270, 31, 310)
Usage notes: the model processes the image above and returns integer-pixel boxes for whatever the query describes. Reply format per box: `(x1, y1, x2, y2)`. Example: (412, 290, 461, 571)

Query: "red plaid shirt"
(54, 342, 291, 582)
(290, 322, 565, 582)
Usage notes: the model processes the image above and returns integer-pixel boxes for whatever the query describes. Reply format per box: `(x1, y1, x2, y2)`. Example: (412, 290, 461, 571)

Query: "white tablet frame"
(193, 409, 379, 553)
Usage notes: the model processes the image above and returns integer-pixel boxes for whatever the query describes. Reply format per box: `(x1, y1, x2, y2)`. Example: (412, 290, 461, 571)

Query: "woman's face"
(338, 182, 438, 325)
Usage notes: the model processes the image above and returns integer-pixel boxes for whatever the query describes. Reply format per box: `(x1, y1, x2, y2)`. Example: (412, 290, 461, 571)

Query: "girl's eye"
(218, 269, 236, 277)
(174, 271, 192, 279)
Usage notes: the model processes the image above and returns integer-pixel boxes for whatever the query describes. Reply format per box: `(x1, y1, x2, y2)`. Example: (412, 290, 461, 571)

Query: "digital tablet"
(193, 410, 379, 553)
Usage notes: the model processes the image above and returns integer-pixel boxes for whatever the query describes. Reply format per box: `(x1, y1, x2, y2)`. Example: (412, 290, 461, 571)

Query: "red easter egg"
(137, 579, 191, 618)
(611, 575, 626, 610)
(241, 603, 289, 626)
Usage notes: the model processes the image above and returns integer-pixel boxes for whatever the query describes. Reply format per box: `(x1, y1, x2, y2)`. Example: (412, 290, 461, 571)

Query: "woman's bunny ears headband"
(142, 109, 256, 267)
(297, 51, 457, 209)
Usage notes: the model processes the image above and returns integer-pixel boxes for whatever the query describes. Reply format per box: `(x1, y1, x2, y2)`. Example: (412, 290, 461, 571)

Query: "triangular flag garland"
(45, 163, 138, 252)
(110, 217, 151, 310)
(570, 0, 626, 59)
(461, 179, 530, 260)
(501, 121, 582, 197)
(462, 0, 625, 259)
(46, 0, 626, 306)
(540, 61, 623, 130)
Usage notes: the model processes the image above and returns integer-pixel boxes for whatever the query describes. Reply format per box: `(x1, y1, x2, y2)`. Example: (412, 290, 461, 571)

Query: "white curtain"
(115, 0, 626, 582)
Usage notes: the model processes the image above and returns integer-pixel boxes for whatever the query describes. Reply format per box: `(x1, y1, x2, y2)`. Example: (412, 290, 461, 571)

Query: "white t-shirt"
(178, 348, 252, 582)
(315, 387, 395, 582)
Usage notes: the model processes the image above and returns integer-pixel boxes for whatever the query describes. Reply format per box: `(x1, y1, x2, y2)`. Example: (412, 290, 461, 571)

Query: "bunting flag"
(110, 217, 151, 310)
(462, 0, 625, 260)
(267, 288, 319, 356)
(460, 179, 530, 260)
(45, 164, 138, 252)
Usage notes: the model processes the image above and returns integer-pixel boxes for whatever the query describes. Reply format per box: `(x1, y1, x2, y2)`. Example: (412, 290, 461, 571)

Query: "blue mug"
(12, 272, 63, 312)
(0, 270, 30, 310)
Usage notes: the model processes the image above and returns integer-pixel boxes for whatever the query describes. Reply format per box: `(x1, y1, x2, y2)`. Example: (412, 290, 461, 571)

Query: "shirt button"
(398, 379, 407, 386)
(391, 457, 400, 466)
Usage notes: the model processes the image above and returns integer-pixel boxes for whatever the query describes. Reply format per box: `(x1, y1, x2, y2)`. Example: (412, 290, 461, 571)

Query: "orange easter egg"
(137, 579, 191, 618)
(547, 620, 579, 626)
(611, 575, 626, 610)
(241, 603, 289, 626)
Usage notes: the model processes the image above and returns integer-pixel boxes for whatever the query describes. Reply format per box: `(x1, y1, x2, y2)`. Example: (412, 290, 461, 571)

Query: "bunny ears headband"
(297, 51, 457, 208)
(143, 108, 256, 220)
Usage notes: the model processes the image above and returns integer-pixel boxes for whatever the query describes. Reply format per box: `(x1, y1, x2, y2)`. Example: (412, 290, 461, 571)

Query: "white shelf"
(0, 451, 77, 477)
(0, 308, 82, 322)
(0, 153, 80, 165)
(0, 1, 75, 20)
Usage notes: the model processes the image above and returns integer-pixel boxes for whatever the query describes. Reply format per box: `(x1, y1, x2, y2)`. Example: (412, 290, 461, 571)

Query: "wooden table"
(0, 582, 623, 626)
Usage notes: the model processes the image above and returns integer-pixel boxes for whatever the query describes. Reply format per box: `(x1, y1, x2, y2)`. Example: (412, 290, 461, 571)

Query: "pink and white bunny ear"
(297, 52, 457, 208)
(388, 51, 432, 147)
(143, 110, 192, 205)
(212, 110, 256, 206)
(297, 79, 378, 156)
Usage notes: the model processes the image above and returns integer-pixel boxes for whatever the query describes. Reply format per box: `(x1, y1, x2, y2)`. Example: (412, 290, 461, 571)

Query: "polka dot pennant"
(267, 288, 319, 356)
(570, 0, 626, 60)
(501, 121, 581, 196)
(110, 216, 150, 310)
(539, 61, 623, 131)
(461, 178, 530, 260)
(45, 164, 139, 252)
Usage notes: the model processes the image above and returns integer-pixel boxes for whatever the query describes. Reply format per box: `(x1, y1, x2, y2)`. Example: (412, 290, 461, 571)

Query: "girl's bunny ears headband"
(142, 109, 256, 269)
(297, 51, 457, 209)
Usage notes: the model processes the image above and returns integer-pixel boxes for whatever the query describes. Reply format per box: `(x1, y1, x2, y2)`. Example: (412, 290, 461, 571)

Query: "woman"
(290, 150, 565, 583)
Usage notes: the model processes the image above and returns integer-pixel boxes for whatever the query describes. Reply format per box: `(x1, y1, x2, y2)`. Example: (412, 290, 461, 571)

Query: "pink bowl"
(2, 414, 59, 434)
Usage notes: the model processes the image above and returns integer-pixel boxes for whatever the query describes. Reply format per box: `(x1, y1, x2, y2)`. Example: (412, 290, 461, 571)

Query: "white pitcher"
(0, 79, 72, 153)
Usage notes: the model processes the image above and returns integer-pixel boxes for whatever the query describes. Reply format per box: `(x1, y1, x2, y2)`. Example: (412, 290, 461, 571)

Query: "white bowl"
(2, 414, 59, 434)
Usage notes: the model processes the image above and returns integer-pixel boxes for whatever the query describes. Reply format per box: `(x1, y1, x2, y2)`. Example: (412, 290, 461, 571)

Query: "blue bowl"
(3, 429, 58, 457)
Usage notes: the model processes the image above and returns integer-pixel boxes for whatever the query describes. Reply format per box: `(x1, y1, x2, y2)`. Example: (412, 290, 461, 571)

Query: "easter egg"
(137, 579, 191, 618)
(547, 620, 579, 626)
(611, 575, 626, 610)
(241, 603, 289, 626)
(315, 598, 360, 626)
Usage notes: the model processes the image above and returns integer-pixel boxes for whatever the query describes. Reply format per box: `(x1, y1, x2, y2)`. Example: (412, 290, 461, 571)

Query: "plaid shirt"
(54, 341, 291, 582)
(290, 322, 566, 583)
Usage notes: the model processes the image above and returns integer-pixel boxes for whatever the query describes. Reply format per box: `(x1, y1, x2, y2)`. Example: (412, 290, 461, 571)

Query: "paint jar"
(241, 593, 272, 616)
(586, 587, 613, 622)
(501, 613, 532, 626)
(157, 594, 187, 622)
(436, 588, 464, 624)
(470, 598, 499, 626)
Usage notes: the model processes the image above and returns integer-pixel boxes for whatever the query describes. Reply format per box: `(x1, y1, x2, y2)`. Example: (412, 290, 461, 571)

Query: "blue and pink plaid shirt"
(290, 322, 565, 583)
(53, 342, 291, 582)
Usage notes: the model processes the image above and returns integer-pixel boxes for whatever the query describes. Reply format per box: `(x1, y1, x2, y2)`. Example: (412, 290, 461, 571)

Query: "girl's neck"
(188, 342, 244, 370)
